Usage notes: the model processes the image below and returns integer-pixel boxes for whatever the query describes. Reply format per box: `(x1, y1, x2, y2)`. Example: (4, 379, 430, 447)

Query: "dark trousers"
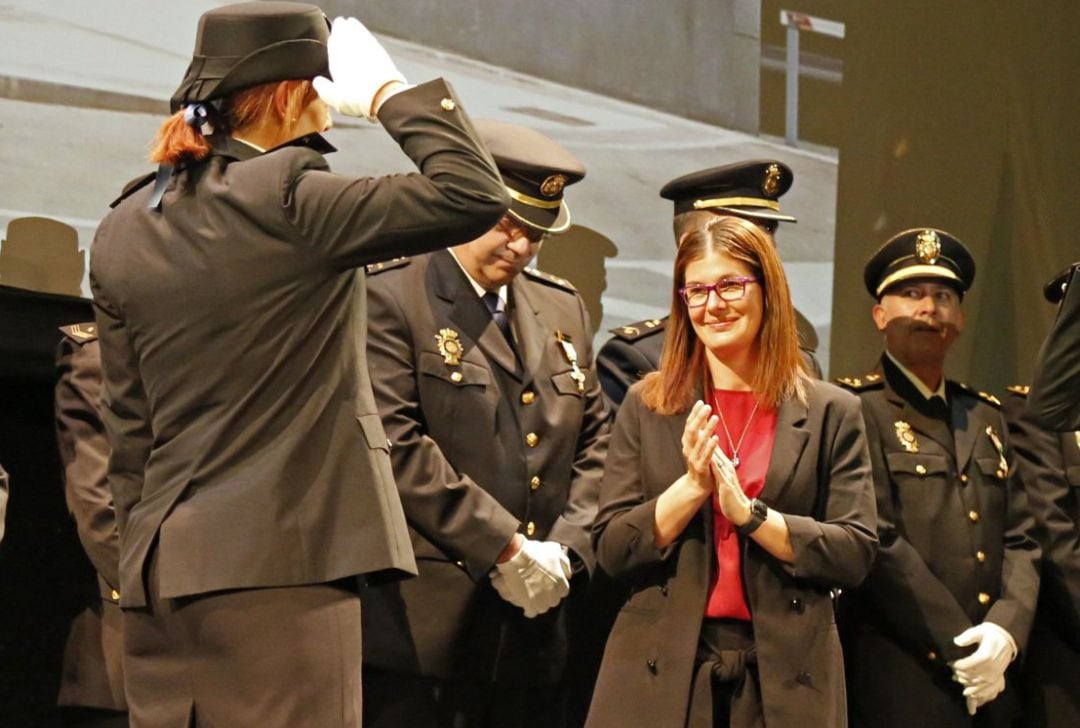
(363, 669, 566, 728)
(123, 551, 362, 728)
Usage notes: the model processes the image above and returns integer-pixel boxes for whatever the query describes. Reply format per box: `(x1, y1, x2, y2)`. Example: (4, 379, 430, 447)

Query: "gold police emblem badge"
(915, 230, 941, 264)
(539, 174, 567, 198)
(895, 421, 919, 453)
(435, 328, 463, 366)
(762, 164, 782, 196)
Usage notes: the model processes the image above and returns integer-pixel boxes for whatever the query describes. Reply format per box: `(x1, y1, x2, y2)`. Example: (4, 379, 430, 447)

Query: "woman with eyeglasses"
(585, 216, 878, 728)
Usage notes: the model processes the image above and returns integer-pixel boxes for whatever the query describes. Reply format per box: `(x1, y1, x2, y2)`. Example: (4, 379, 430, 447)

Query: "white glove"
(962, 672, 1006, 716)
(313, 17, 407, 120)
(491, 539, 571, 618)
(951, 622, 1016, 686)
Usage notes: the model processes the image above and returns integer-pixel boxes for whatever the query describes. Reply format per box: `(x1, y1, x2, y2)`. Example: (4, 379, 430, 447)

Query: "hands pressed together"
(491, 535, 572, 619)
(681, 401, 752, 527)
(950, 621, 1017, 715)
(314, 17, 409, 121)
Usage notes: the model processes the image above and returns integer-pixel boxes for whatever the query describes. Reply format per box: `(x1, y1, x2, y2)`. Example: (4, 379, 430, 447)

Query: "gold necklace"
(715, 400, 759, 468)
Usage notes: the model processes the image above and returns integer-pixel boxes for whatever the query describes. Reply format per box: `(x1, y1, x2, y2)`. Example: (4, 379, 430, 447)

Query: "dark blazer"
(361, 249, 610, 684)
(586, 379, 877, 728)
(1003, 387, 1080, 726)
(597, 312, 823, 412)
(842, 356, 1041, 728)
(1030, 263, 1080, 431)
(89, 80, 509, 607)
(54, 324, 126, 712)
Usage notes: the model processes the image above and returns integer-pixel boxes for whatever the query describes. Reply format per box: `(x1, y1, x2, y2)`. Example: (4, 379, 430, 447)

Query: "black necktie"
(482, 291, 515, 348)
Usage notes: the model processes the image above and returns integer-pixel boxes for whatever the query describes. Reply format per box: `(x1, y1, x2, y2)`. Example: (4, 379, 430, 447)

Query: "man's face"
(872, 279, 965, 368)
(453, 215, 545, 290)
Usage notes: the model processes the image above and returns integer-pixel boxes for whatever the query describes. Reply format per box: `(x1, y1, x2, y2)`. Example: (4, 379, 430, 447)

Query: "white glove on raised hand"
(491, 539, 572, 618)
(313, 16, 407, 120)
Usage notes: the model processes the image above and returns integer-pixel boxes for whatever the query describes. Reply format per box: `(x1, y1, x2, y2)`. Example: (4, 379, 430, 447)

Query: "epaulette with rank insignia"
(834, 372, 884, 391)
(1005, 384, 1030, 398)
(365, 257, 410, 275)
(609, 317, 666, 342)
(110, 171, 157, 209)
(953, 381, 1002, 408)
(58, 322, 98, 345)
(522, 267, 576, 292)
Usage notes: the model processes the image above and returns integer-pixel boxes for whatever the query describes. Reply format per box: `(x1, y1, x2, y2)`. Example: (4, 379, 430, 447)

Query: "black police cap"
(864, 227, 975, 299)
(659, 160, 796, 223)
(171, 2, 330, 113)
(474, 120, 585, 234)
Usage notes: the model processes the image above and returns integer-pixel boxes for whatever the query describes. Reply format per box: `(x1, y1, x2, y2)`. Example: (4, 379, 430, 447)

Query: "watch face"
(751, 499, 768, 519)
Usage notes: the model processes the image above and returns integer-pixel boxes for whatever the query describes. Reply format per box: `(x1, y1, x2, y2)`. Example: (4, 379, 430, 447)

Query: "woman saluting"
(587, 216, 877, 727)
(89, 3, 507, 725)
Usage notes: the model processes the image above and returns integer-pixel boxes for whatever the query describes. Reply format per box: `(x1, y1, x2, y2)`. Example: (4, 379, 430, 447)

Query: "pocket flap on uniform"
(418, 351, 490, 387)
(885, 451, 949, 476)
(1066, 466, 1080, 487)
(974, 456, 1007, 480)
(357, 414, 390, 452)
(551, 368, 590, 396)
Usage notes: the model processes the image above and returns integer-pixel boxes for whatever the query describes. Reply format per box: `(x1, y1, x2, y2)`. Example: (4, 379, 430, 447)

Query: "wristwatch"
(735, 498, 768, 536)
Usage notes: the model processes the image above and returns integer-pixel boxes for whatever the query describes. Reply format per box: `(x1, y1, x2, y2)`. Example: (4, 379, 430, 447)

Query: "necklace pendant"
(731, 455, 740, 468)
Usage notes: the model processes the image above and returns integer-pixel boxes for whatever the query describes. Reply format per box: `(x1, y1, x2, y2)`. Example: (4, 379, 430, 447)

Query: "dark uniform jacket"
(1030, 264, 1080, 431)
(54, 323, 126, 711)
(1003, 386, 1080, 727)
(361, 249, 610, 684)
(586, 380, 877, 728)
(89, 80, 508, 607)
(597, 310, 823, 410)
(841, 356, 1041, 728)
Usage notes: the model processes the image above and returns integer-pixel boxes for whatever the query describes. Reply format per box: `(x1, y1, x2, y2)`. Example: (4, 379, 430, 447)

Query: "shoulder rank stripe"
(365, 257, 410, 275)
(835, 372, 884, 391)
(522, 267, 576, 292)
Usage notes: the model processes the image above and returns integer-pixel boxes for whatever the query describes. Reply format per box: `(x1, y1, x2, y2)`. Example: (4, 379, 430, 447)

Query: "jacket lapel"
(759, 397, 810, 506)
(881, 356, 955, 457)
(950, 386, 979, 473)
(508, 278, 544, 387)
(430, 251, 522, 379)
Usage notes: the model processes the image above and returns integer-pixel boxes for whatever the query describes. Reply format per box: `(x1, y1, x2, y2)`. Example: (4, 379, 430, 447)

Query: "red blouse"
(704, 389, 777, 620)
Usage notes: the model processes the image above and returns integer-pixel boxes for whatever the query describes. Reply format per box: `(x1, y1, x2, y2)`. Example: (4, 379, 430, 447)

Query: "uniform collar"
(885, 350, 947, 402)
(447, 249, 507, 306)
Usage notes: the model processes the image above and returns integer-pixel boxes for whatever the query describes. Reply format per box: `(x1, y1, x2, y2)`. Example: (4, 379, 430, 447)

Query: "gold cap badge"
(915, 230, 941, 264)
(539, 174, 567, 198)
(762, 164, 782, 196)
(435, 328, 463, 366)
(895, 421, 919, 453)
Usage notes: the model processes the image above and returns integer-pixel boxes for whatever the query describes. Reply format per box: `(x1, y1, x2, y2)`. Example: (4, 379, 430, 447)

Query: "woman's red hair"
(149, 79, 318, 166)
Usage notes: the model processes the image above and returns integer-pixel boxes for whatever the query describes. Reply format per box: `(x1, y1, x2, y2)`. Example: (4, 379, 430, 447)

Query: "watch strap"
(735, 498, 768, 536)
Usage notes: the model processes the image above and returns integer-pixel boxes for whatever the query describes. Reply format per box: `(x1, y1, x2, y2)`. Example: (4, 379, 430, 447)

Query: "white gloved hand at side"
(313, 16, 407, 120)
(951, 621, 1016, 714)
(491, 539, 571, 618)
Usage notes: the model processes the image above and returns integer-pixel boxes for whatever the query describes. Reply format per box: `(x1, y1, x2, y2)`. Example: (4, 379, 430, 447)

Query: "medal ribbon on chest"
(555, 331, 585, 392)
(985, 426, 1008, 473)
